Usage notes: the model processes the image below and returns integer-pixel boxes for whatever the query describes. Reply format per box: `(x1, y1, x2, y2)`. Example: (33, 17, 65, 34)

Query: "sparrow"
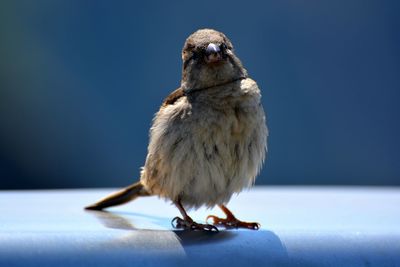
(85, 29, 268, 232)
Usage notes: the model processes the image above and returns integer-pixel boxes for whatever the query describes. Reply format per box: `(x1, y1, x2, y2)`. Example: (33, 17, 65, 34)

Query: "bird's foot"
(206, 215, 260, 230)
(171, 216, 219, 232)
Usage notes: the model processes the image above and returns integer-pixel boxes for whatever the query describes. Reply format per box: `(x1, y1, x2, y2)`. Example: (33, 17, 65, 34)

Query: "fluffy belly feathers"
(141, 79, 267, 208)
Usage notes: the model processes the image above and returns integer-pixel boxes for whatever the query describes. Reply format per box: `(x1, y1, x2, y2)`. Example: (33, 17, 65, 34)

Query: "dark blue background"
(1, 1, 399, 189)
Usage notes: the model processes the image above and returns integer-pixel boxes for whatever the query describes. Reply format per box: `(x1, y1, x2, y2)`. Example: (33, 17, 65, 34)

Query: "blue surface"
(1, 187, 399, 266)
(1, 1, 400, 189)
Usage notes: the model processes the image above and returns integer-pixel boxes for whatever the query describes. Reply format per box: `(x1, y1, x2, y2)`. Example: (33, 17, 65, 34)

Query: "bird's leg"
(206, 204, 260, 230)
(171, 200, 218, 232)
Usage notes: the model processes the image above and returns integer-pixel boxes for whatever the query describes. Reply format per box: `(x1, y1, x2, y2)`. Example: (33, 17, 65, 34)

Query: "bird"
(85, 29, 268, 232)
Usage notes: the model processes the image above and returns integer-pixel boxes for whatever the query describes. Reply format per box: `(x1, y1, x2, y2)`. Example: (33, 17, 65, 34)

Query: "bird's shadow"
(86, 209, 237, 245)
(85, 209, 290, 266)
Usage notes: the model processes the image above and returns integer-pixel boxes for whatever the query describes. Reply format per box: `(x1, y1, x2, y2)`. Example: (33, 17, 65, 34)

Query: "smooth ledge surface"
(1, 186, 400, 267)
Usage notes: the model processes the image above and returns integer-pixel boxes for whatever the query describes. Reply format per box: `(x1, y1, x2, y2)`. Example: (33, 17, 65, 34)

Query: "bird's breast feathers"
(141, 78, 268, 208)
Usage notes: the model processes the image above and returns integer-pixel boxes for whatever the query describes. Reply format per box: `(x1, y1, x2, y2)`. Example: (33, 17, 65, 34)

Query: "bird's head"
(181, 29, 247, 92)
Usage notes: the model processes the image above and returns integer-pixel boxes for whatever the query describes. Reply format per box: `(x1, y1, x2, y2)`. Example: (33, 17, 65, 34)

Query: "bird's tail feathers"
(85, 181, 150, 211)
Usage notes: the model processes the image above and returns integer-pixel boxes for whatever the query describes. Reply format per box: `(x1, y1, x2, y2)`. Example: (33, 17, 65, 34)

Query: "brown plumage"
(85, 29, 268, 231)
(162, 88, 185, 107)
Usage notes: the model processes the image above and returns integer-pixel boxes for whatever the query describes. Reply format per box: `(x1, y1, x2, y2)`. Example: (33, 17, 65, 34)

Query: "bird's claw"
(171, 216, 186, 229)
(171, 216, 219, 232)
(206, 215, 260, 230)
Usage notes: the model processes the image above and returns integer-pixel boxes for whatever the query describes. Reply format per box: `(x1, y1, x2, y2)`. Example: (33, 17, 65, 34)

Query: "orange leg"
(206, 205, 260, 230)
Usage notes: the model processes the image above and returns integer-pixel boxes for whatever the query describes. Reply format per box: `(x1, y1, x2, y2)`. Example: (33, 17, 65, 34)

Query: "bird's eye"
(220, 43, 227, 50)
(191, 50, 198, 60)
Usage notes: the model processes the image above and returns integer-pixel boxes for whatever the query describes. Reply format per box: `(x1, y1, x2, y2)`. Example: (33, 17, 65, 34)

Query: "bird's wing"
(161, 87, 185, 107)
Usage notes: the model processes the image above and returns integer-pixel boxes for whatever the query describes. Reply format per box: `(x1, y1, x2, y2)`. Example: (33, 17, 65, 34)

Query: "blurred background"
(0, 1, 399, 189)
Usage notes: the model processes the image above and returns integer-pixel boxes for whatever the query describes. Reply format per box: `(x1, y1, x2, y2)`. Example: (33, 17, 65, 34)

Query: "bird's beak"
(205, 43, 222, 64)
